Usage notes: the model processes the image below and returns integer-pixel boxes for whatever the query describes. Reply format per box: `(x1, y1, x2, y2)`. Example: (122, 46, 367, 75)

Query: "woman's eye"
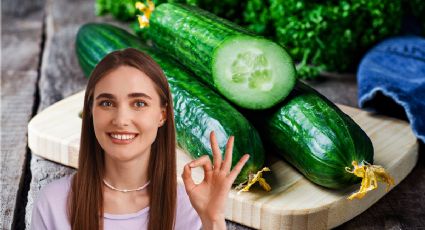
(99, 101, 113, 107)
(135, 101, 147, 107)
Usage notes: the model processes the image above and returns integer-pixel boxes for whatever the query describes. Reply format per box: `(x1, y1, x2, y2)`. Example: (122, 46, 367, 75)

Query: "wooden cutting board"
(28, 90, 418, 230)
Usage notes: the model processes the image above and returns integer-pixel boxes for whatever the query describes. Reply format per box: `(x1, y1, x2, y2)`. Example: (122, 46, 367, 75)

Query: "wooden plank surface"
(27, 90, 418, 229)
(0, 1, 45, 228)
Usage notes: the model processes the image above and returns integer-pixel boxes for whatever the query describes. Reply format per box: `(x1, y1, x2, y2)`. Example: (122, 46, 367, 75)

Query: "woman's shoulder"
(33, 173, 74, 212)
(30, 174, 74, 229)
(38, 174, 74, 201)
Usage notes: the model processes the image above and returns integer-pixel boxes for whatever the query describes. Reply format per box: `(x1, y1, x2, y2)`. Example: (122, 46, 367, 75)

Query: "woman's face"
(92, 65, 166, 162)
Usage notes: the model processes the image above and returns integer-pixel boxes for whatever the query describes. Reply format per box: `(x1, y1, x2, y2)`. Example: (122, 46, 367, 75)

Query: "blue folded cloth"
(357, 36, 425, 143)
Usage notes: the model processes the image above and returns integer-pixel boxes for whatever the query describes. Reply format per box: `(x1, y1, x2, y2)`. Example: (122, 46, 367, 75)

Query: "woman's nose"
(112, 107, 131, 127)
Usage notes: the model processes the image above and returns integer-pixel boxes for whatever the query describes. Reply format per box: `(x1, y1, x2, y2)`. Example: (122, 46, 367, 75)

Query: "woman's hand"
(182, 131, 250, 230)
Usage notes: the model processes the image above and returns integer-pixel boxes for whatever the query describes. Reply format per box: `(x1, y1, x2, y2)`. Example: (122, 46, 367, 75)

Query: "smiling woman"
(92, 65, 166, 163)
(30, 48, 249, 230)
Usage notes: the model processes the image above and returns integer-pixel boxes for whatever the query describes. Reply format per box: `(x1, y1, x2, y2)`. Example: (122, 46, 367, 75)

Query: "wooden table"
(1, 0, 424, 229)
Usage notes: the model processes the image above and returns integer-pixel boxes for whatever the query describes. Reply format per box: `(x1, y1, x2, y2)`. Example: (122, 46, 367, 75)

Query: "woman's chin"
(105, 153, 139, 163)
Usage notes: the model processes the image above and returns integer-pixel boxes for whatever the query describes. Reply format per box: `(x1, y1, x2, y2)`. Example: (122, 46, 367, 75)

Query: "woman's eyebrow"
(128, 92, 152, 100)
(95, 92, 152, 100)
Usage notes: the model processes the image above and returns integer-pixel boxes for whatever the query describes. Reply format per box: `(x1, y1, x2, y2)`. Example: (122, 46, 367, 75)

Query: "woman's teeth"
(109, 133, 137, 140)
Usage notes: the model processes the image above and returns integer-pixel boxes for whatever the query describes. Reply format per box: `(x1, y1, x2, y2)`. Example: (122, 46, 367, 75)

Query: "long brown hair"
(68, 48, 177, 230)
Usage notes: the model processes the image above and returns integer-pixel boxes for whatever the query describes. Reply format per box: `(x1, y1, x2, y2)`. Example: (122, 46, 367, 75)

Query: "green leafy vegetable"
(244, 0, 403, 78)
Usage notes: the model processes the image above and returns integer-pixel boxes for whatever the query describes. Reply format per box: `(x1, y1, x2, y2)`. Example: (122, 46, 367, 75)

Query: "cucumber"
(76, 23, 266, 184)
(147, 3, 296, 110)
(247, 81, 375, 189)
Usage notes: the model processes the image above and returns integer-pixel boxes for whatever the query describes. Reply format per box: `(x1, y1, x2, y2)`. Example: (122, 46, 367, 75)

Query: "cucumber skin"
(251, 81, 373, 189)
(148, 3, 255, 90)
(76, 23, 265, 183)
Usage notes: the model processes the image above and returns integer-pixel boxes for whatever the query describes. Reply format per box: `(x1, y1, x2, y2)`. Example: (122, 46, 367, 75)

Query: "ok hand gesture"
(182, 131, 250, 230)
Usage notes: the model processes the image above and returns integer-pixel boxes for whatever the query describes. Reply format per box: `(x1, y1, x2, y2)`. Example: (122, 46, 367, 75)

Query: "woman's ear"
(159, 107, 167, 127)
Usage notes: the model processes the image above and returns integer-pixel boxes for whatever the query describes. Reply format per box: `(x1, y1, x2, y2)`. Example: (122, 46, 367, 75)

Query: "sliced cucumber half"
(213, 36, 296, 110)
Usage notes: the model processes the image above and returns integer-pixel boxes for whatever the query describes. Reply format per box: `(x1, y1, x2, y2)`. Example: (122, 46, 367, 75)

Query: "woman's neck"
(103, 153, 150, 190)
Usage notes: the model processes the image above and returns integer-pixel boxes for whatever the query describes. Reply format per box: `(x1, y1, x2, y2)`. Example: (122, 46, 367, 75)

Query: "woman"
(30, 48, 250, 230)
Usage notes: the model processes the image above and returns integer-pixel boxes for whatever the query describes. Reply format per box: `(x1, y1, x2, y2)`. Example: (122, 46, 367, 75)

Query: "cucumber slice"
(213, 35, 295, 109)
(148, 3, 296, 110)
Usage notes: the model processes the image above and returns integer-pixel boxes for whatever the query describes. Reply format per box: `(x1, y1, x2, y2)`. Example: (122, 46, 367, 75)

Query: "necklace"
(103, 179, 150, 193)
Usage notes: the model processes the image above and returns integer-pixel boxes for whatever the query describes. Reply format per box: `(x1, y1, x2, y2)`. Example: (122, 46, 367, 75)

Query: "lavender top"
(30, 175, 202, 230)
